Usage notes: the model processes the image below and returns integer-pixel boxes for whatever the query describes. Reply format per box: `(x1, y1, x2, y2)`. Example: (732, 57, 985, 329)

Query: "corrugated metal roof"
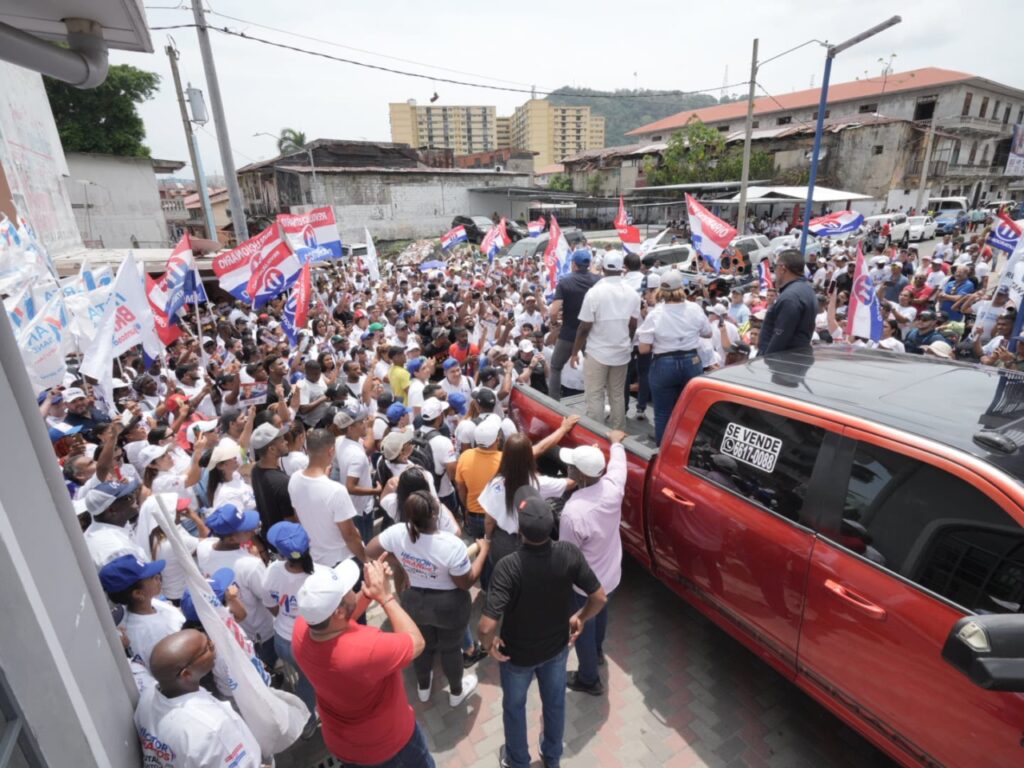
(722, 185, 874, 203)
(627, 67, 975, 136)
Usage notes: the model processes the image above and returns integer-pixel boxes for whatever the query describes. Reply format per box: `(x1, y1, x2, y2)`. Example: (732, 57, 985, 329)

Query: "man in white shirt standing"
(288, 429, 365, 568)
(569, 251, 641, 431)
(333, 407, 381, 543)
(83, 478, 149, 568)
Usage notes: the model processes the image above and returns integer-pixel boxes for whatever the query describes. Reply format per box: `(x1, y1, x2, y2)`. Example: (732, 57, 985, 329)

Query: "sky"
(110, 0, 1024, 180)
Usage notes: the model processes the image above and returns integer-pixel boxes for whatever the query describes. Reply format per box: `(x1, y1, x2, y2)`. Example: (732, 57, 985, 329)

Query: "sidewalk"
(278, 557, 894, 768)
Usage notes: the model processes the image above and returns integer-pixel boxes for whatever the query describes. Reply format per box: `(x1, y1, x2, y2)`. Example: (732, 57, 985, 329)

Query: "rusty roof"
(627, 67, 975, 136)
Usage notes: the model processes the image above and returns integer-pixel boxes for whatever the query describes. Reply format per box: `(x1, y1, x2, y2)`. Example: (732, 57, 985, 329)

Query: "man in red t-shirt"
(293, 558, 431, 767)
(448, 326, 479, 365)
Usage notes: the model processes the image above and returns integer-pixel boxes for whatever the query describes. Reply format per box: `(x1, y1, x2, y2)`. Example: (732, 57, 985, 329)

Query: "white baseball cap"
(473, 414, 502, 447)
(138, 444, 170, 468)
(518, 339, 535, 354)
(603, 250, 625, 272)
(296, 559, 361, 625)
(559, 445, 607, 477)
(209, 437, 241, 466)
(64, 387, 87, 402)
(421, 397, 448, 421)
(187, 419, 218, 444)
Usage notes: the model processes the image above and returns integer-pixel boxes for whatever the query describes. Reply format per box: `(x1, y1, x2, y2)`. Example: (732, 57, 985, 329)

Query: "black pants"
(401, 587, 471, 692)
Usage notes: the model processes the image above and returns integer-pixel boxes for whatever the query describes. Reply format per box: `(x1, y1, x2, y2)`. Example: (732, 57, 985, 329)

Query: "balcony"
(943, 163, 1002, 178)
(936, 115, 1013, 136)
(906, 159, 949, 178)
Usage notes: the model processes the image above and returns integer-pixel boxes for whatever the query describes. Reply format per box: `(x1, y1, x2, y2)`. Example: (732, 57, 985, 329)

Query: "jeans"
(339, 722, 435, 768)
(257, 636, 278, 672)
(547, 338, 575, 399)
(274, 634, 316, 718)
(499, 646, 569, 768)
(650, 353, 703, 445)
(572, 591, 608, 687)
(583, 357, 628, 431)
(354, 512, 375, 544)
(636, 351, 652, 411)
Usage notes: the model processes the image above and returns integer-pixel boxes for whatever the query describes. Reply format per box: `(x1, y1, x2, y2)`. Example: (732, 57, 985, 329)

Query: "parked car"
(907, 216, 937, 241)
(642, 244, 696, 269)
(502, 227, 584, 260)
(450, 215, 525, 244)
(864, 213, 911, 246)
(934, 212, 966, 236)
(729, 234, 773, 270)
(769, 234, 822, 260)
(509, 347, 1024, 768)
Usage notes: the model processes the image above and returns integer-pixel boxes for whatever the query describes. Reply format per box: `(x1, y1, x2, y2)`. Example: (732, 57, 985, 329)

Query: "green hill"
(546, 87, 725, 147)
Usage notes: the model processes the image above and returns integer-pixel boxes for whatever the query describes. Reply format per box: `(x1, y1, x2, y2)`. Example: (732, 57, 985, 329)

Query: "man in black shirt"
(547, 250, 599, 398)
(759, 249, 818, 356)
(479, 486, 607, 768)
(249, 423, 295, 530)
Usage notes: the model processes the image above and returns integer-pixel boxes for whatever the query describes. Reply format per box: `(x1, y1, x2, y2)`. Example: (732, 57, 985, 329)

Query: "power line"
(754, 81, 815, 129)
(149, 22, 749, 100)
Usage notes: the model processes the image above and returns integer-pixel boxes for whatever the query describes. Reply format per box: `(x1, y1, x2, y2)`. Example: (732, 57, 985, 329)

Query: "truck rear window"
(687, 401, 825, 525)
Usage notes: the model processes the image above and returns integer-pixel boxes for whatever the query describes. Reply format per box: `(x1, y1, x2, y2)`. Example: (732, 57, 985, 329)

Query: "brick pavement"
(278, 557, 895, 768)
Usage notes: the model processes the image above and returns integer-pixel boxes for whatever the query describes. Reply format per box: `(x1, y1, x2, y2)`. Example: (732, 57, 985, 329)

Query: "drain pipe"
(0, 18, 109, 88)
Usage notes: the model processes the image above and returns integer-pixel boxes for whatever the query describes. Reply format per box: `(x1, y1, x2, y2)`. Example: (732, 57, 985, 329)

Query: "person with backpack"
(412, 397, 458, 514)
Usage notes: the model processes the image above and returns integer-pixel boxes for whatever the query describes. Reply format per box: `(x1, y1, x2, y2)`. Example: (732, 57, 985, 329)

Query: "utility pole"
(165, 43, 215, 241)
(191, 0, 249, 242)
(915, 108, 938, 213)
(736, 38, 758, 235)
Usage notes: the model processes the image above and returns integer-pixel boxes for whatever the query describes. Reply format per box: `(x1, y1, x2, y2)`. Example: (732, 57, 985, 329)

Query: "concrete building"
(64, 153, 184, 248)
(455, 148, 536, 174)
(158, 178, 193, 242)
(389, 100, 498, 154)
(510, 99, 606, 168)
(562, 142, 666, 196)
(185, 186, 233, 246)
(496, 115, 511, 149)
(627, 67, 1024, 207)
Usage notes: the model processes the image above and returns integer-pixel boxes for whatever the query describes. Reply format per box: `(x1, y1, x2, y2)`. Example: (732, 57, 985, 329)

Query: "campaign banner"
(998, 236, 1024, 309)
(614, 196, 642, 253)
(846, 243, 884, 342)
(278, 207, 343, 262)
(16, 295, 69, 393)
(65, 285, 112, 343)
(986, 211, 1022, 254)
(686, 194, 736, 272)
(282, 261, 312, 346)
(4, 284, 35, 331)
(441, 225, 468, 250)
(1006, 124, 1024, 176)
(238, 382, 268, 407)
(213, 225, 292, 304)
(163, 233, 208, 321)
(808, 210, 865, 237)
(145, 275, 183, 347)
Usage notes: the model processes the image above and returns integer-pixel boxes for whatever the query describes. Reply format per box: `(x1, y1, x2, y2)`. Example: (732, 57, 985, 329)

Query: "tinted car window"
(687, 402, 825, 525)
(830, 441, 1024, 614)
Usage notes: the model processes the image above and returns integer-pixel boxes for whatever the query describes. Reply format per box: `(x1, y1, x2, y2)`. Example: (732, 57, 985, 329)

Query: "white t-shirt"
(134, 686, 262, 768)
(179, 380, 216, 419)
(281, 451, 309, 476)
(196, 540, 275, 644)
(440, 375, 472, 400)
(155, 531, 199, 601)
(408, 379, 426, 410)
(296, 377, 330, 426)
(211, 473, 256, 512)
(263, 562, 326, 641)
(287, 471, 357, 566)
(578, 275, 642, 366)
(478, 474, 568, 535)
(85, 521, 150, 568)
(334, 436, 373, 515)
(971, 300, 1007, 342)
(378, 525, 470, 590)
(421, 428, 457, 497)
(125, 600, 185, 668)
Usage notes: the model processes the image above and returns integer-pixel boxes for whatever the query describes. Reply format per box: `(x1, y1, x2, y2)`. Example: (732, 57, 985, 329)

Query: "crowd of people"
(37, 212, 1018, 766)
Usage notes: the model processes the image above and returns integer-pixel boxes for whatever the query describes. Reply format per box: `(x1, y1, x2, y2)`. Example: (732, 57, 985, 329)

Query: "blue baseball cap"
(442, 358, 460, 371)
(37, 390, 63, 405)
(205, 503, 260, 536)
(360, 330, 374, 342)
(99, 554, 165, 593)
(180, 568, 235, 623)
(267, 521, 310, 560)
(386, 402, 410, 424)
(406, 356, 426, 375)
(84, 478, 140, 517)
(48, 423, 82, 442)
(289, 371, 306, 385)
(571, 249, 592, 266)
(448, 391, 468, 416)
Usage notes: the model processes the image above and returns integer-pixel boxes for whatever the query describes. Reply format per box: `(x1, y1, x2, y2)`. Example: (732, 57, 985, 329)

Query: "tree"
(44, 64, 159, 157)
(277, 128, 307, 154)
(642, 117, 774, 186)
(548, 173, 573, 192)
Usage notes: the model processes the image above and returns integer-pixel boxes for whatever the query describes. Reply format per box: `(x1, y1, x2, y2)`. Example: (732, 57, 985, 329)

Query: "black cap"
(472, 387, 497, 409)
(479, 366, 500, 383)
(513, 486, 553, 543)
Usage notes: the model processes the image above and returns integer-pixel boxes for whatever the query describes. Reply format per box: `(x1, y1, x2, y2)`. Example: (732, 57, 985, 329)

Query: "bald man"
(134, 629, 264, 767)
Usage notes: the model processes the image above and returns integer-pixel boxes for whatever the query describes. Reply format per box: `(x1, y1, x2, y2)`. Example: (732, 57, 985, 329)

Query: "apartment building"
(496, 115, 511, 150)
(389, 100, 497, 154)
(509, 99, 606, 168)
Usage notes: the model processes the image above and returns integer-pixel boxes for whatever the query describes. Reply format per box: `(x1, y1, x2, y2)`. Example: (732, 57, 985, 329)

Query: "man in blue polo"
(937, 264, 975, 322)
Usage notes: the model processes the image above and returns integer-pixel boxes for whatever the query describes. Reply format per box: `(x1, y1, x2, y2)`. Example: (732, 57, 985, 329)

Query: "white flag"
(364, 228, 380, 281)
(81, 255, 162, 412)
(65, 285, 112, 343)
(16, 295, 68, 393)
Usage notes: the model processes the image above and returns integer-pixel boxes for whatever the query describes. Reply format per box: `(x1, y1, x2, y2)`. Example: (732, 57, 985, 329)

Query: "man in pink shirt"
(557, 429, 627, 695)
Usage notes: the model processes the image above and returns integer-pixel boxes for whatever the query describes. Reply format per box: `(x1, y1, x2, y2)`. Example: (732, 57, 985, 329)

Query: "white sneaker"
(417, 671, 432, 703)
(449, 673, 478, 707)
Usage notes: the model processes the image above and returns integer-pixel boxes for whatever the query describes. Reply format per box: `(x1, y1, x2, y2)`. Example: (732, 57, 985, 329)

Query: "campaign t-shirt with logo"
(262, 562, 327, 641)
(378, 525, 470, 590)
(196, 540, 275, 644)
(134, 685, 261, 767)
(125, 599, 185, 668)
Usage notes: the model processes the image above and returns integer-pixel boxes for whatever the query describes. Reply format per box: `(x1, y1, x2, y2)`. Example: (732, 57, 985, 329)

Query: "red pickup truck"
(509, 346, 1024, 768)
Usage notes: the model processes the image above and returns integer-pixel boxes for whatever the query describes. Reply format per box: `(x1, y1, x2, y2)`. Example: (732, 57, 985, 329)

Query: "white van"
(927, 196, 969, 214)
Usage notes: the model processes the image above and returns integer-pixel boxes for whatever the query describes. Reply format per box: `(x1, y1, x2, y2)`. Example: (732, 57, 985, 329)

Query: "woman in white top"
(133, 492, 207, 602)
(262, 521, 321, 732)
(478, 433, 574, 567)
(367, 490, 488, 707)
(207, 437, 257, 511)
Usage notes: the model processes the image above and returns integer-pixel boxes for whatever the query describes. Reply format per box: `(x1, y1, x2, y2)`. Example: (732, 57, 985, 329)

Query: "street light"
(254, 131, 318, 204)
(798, 16, 902, 256)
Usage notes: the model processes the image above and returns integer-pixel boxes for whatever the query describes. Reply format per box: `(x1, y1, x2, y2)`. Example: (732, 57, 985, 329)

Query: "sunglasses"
(177, 636, 215, 677)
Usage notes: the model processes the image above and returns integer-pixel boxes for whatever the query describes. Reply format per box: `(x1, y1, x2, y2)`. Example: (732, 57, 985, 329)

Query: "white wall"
(65, 153, 169, 248)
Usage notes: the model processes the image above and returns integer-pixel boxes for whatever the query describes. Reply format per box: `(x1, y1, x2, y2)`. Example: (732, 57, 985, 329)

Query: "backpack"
(408, 428, 445, 488)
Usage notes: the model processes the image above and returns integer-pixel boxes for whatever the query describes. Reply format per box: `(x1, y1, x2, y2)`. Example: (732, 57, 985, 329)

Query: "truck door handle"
(824, 579, 887, 621)
(661, 487, 695, 511)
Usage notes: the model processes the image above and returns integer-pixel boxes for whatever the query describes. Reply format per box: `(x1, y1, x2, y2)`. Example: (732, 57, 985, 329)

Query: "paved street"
(279, 557, 895, 768)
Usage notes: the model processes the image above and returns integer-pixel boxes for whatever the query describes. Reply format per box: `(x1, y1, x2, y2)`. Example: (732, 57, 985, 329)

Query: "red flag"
(145, 274, 183, 347)
(615, 196, 642, 252)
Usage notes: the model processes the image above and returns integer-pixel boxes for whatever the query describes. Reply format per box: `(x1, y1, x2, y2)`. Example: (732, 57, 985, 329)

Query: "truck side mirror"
(942, 614, 1024, 692)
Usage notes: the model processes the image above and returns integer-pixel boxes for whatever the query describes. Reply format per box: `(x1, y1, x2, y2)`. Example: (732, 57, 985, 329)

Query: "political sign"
(163, 233, 208, 322)
(145, 275, 183, 347)
(808, 210, 865, 237)
(615, 196, 642, 253)
(685, 194, 736, 272)
(986, 212, 1022, 255)
(16, 294, 69, 393)
(278, 207, 343, 262)
(441, 225, 468, 250)
(282, 261, 312, 346)
(214, 225, 294, 304)
(846, 243, 884, 342)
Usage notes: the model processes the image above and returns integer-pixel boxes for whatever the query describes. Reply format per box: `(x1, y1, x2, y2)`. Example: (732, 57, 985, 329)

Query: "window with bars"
(0, 671, 43, 767)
